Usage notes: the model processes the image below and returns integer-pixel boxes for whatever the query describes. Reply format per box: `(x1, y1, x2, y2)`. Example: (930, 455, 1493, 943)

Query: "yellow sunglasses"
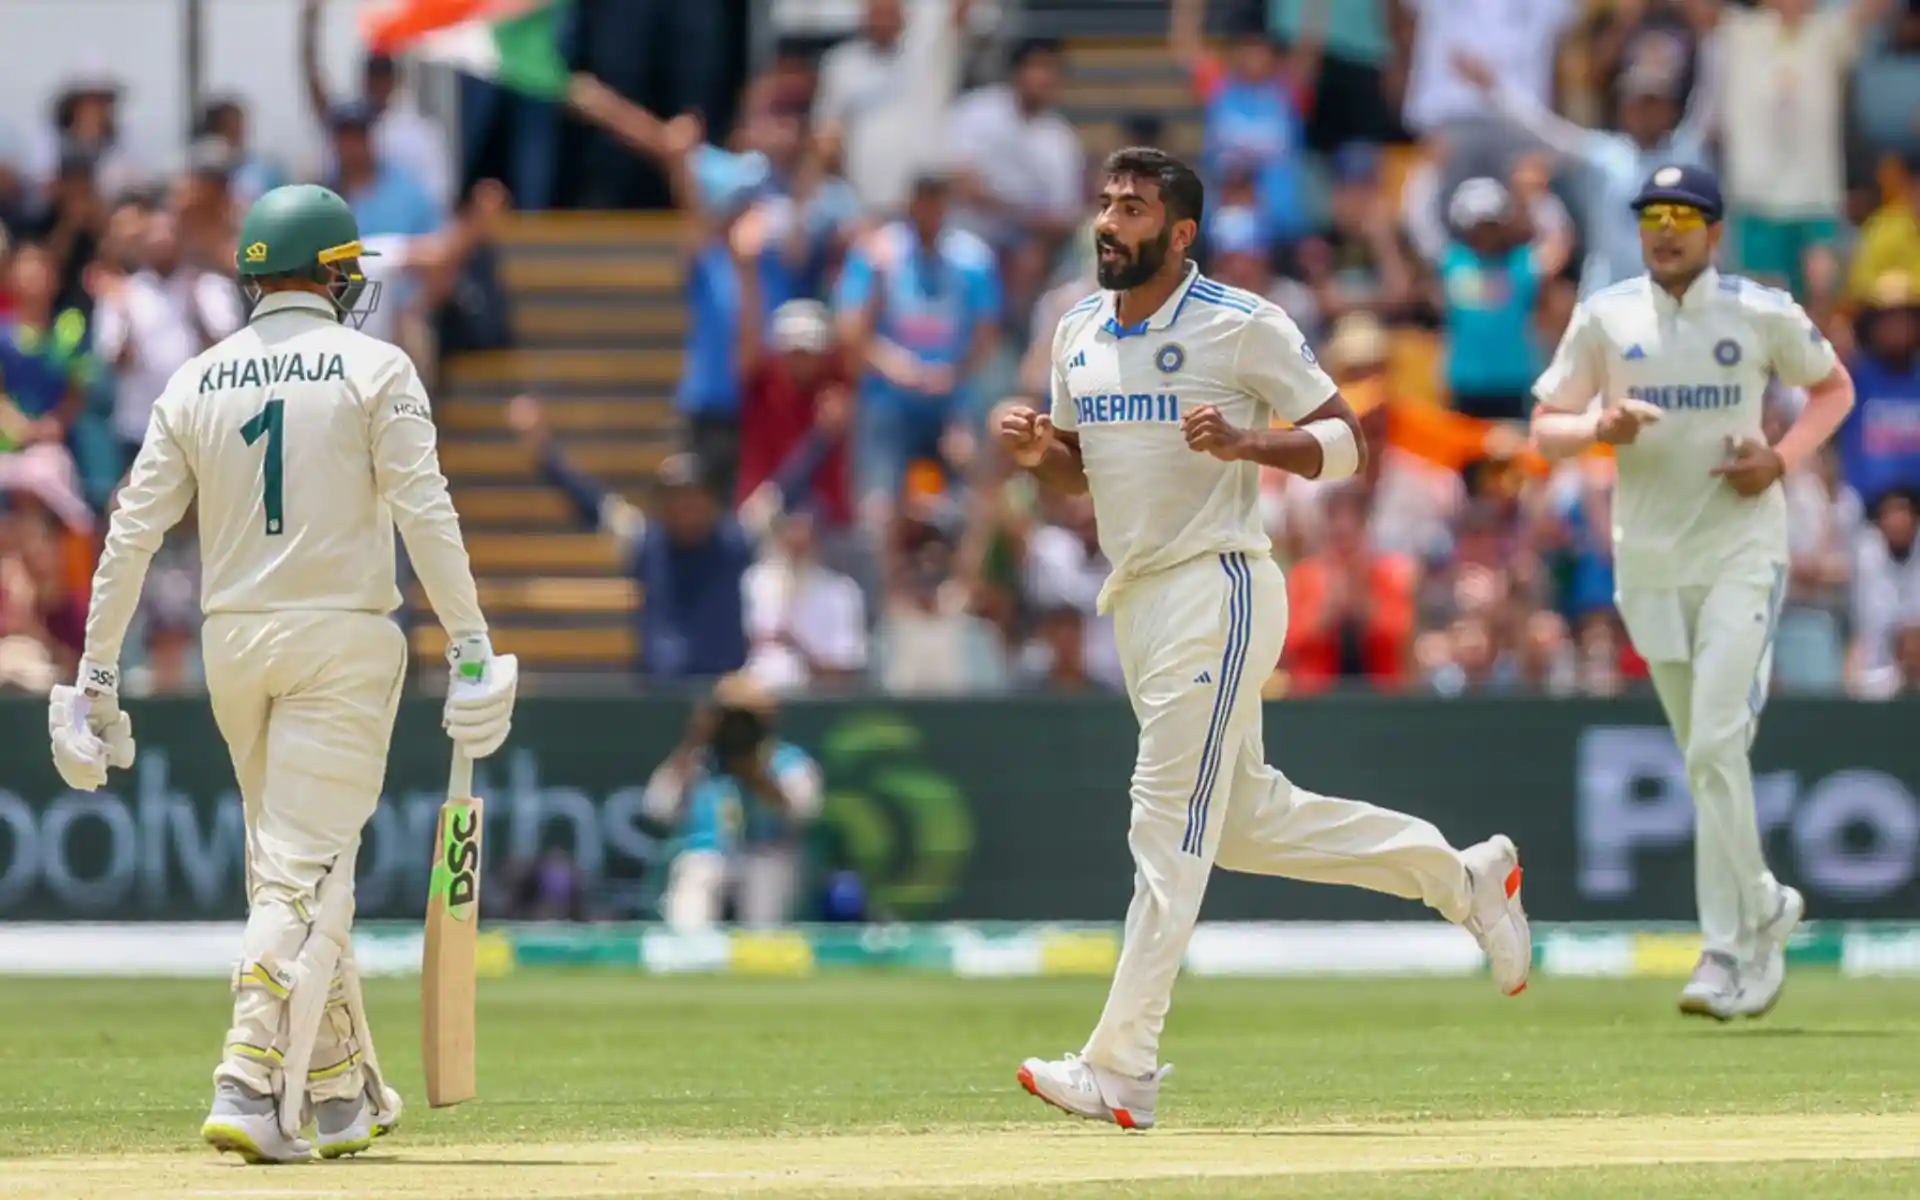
(1637, 204, 1708, 231)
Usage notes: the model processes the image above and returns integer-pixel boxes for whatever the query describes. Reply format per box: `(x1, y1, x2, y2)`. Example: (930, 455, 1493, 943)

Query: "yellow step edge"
(516, 307, 688, 339)
(499, 211, 683, 238)
(445, 349, 684, 387)
(1061, 80, 1197, 112)
(412, 624, 638, 665)
(453, 487, 593, 524)
(466, 532, 627, 573)
(408, 576, 640, 614)
(440, 440, 674, 478)
(442, 400, 678, 434)
(501, 259, 683, 292)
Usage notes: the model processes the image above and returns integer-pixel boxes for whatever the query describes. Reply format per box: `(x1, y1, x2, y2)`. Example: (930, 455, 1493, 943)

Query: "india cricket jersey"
(85, 291, 485, 662)
(1532, 268, 1838, 590)
(1050, 262, 1336, 610)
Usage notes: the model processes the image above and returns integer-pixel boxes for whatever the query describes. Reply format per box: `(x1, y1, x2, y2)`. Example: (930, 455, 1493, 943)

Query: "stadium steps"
(1059, 37, 1199, 155)
(411, 623, 638, 667)
(416, 211, 680, 673)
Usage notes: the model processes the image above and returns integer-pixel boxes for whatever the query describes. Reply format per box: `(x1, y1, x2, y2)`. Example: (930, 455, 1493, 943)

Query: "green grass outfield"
(1, 974, 1917, 1197)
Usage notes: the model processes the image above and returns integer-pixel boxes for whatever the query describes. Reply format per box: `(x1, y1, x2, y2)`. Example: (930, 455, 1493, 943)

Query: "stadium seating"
(407, 211, 679, 673)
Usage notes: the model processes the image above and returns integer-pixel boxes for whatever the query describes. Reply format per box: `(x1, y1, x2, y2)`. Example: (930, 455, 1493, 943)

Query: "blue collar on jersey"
(1650, 266, 1722, 315)
(1102, 260, 1202, 339)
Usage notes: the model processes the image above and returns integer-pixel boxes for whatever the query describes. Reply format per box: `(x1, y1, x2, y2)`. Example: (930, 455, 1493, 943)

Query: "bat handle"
(449, 746, 473, 801)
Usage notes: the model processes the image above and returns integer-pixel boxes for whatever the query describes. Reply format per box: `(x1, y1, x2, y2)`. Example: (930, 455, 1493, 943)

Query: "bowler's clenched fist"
(996, 402, 1056, 468)
(1182, 404, 1246, 461)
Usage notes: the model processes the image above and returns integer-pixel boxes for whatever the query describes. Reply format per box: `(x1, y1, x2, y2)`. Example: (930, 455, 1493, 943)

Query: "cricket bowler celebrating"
(999, 148, 1530, 1130)
(45, 184, 518, 1162)
(1532, 164, 1855, 1021)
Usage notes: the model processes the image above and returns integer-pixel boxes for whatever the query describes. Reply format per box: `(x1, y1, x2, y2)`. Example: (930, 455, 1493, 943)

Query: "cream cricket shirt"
(1050, 262, 1337, 611)
(85, 291, 486, 663)
(1532, 268, 1838, 590)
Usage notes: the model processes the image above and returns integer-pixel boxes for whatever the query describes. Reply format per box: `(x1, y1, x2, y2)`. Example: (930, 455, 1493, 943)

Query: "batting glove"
(444, 633, 518, 759)
(48, 658, 136, 791)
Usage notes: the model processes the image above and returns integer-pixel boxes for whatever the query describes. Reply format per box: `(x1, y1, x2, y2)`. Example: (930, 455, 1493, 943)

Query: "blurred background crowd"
(3, 0, 1920, 705)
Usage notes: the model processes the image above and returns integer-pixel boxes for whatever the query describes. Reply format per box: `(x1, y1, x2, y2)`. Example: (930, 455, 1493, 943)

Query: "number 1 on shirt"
(240, 397, 285, 536)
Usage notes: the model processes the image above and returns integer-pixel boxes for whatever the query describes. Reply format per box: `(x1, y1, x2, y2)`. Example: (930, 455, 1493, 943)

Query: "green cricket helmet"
(235, 183, 381, 327)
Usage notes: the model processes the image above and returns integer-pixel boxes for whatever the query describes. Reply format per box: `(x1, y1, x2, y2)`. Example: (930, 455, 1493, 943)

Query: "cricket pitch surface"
(8, 1114, 1918, 1198)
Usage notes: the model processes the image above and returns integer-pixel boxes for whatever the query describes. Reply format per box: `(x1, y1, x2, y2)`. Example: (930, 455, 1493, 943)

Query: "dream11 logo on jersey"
(1575, 726, 1920, 910)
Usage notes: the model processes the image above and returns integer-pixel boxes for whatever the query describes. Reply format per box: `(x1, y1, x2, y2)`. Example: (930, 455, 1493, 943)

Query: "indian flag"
(360, 0, 572, 102)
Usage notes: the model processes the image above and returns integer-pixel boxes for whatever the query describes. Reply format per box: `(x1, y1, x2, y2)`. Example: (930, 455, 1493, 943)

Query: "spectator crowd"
(0, 0, 506, 694)
(5, 0, 1920, 703)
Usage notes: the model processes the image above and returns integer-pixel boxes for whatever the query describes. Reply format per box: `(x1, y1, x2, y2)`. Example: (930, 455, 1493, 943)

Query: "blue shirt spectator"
(535, 438, 750, 679)
(835, 177, 1002, 506)
(327, 102, 442, 239)
(1441, 241, 1543, 398)
(680, 141, 858, 419)
(1457, 53, 1714, 297)
(680, 244, 744, 418)
(1173, 7, 1316, 246)
(345, 164, 441, 239)
(1841, 316, 1920, 510)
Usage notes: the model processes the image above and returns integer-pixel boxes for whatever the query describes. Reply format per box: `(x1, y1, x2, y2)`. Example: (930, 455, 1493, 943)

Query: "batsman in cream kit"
(45, 184, 519, 1163)
(997, 148, 1532, 1131)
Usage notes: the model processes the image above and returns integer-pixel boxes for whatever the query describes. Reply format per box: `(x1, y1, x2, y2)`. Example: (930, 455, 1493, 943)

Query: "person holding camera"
(642, 672, 824, 929)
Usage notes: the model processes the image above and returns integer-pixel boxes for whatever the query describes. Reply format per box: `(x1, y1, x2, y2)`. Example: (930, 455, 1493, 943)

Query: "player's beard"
(1095, 225, 1172, 291)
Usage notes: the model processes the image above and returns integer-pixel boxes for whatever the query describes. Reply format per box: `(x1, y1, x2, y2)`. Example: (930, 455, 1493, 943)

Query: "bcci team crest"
(1653, 166, 1684, 188)
(1713, 339, 1742, 367)
(1301, 342, 1319, 366)
(1155, 343, 1185, 373)
(244, 242, 269, 264)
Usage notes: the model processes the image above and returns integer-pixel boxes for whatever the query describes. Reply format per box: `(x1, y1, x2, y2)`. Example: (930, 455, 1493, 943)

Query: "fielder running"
(46, 184, 519, 1162)
(1532, 164, 1855, 1021)
(998, 148, 1530, 1131)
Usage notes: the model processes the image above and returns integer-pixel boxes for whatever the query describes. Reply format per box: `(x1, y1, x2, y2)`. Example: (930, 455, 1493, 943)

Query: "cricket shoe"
(1017, 1053, 1170, 1130)
(1734, 885, 1805, 1020)
(314, 1085, 403, 1160)
(201, 1080, 312, 1164)
(1461, 835, 1531, 996)
(1678, 951, 1742, 1022)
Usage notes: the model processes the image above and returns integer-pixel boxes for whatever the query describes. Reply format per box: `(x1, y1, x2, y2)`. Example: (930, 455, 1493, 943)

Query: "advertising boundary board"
(0, 696, 1915, 922)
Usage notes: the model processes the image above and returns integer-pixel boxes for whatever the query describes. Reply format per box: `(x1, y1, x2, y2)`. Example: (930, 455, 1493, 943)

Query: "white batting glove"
(47, 658, 136, 791)
(443, 634, 518, 759)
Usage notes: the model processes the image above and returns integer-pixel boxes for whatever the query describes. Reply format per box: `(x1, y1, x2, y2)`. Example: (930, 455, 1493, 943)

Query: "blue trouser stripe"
(1190, 552, 1251, 852)
(1181, 553, 1253, 856)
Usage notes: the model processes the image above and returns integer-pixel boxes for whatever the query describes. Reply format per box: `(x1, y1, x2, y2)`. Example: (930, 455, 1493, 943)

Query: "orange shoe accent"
(1506, 980, 1528, 996)
(1112, 1108, 1137, 1129)
(1504, 866, 1522, 898)
(1017, 1066, 1076, 1119)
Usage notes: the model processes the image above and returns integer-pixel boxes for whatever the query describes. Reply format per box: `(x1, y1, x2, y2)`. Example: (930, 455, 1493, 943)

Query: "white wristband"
(1303, 418, 1360, 481)
(76, 657, 119, 699)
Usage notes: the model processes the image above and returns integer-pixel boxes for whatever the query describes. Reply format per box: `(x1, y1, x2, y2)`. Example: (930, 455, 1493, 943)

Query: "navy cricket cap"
(1631, 163, 1724, 222)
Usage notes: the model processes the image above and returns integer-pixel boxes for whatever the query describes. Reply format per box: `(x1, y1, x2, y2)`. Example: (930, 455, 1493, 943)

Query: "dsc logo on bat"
(441, 806, 481, 920)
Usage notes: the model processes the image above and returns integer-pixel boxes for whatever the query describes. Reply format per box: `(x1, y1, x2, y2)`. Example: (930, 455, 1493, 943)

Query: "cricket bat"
(423, 747, 483, 1107)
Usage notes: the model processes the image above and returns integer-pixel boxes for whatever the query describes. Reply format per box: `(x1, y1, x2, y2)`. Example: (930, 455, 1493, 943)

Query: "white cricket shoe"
(1017, 1053, 1170, 1130)
(1734, 885, 1804, 1020)
(1461, 835, 1531, 996)
(1678, 951, 1742, 1022)
(201, 1080, 312, 1164)
(314, 1085, 402, 1160)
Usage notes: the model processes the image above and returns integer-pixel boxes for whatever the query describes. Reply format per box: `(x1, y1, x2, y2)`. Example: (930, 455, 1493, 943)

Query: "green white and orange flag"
(360, 0, 573, 102)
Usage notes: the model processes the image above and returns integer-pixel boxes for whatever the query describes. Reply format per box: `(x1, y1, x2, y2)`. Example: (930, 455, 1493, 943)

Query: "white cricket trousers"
(1081, 552, 1473, 1079)
(202, 610, 407, 1101)
(1621, 574, 1787, 962)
